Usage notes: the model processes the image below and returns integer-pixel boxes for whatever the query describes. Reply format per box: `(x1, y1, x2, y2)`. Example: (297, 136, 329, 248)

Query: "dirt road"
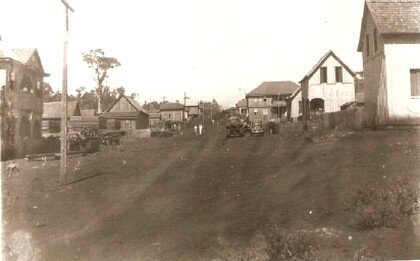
(2, 126, 420, 260)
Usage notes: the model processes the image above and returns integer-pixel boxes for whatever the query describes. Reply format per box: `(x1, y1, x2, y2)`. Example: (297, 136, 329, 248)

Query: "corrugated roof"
(159, 102, 184, 111)
(43, 101, 80, 119)
(299, 50, 356, 83)
(246, 81, 299, 97)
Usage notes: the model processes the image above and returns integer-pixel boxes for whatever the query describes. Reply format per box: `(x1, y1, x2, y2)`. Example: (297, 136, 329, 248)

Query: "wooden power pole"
(59, 0, 74, 185)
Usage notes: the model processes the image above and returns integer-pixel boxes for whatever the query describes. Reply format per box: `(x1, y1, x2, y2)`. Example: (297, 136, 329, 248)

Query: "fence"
(308, 106, 366, 133)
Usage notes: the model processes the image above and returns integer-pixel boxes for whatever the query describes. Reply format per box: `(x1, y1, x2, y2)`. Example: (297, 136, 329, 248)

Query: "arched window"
(310, 98, 325, 111)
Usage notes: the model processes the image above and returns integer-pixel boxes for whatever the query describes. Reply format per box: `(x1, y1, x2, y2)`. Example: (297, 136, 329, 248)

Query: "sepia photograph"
(1, 0, 420, 260)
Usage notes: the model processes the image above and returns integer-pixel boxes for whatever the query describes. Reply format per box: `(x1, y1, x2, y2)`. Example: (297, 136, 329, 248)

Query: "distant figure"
(194, 125, 198, 136)
(212, 119, 215, 125)
(199, 124, 203, 136)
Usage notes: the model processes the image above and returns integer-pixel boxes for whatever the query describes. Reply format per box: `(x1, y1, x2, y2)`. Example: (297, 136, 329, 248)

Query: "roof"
(0, 40, 20, 60)
(80, 109, 96, 116)
(236, 99, 247, 108)
(43, 101, 80, 119)
(105, 95, 149, 115)
(246, 81, 300, 98)
(159, 102, 184, 111)
(358, 0, 420, 51)
(13, 48, 36, 64)
(287, 88, 302, 101)
(299, 50, 356, 83)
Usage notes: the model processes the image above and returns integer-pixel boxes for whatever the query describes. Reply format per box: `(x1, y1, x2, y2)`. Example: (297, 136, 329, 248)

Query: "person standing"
(194, 125, 198, 136)
(199, 123, 203, 136)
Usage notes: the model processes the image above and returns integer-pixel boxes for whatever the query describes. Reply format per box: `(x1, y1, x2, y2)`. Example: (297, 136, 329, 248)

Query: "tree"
(82, 49, 120, 113)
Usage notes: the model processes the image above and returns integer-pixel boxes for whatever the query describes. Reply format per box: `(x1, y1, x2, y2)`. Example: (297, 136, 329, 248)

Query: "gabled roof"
(0, 41, 46, 75)
(358, 0, 420, 51)
(287, 88, 301, 101)
(246, 81, 299, 98)
(299, 50, 356, 83)
(105, 95, 149, 115)
(185, 99, 200, 107)
(43, 101, 81, 119)
(159, 102, 184, 111)
(0, 40, 20, 61)
(236, 99, 247, 108)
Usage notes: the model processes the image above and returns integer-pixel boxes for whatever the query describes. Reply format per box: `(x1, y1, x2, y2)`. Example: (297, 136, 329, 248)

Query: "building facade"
(358, 0, 420, 126)
(300, 50, 356, 118)
(1, 44, 48, 160)
(159, 102, 184, 123)
(287, 88, 302, 121)
(246, 81, 299, 122)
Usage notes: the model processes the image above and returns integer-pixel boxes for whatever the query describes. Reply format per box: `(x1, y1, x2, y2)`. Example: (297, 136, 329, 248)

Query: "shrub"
(347, 176, 420, 230)
(218, 225, 320, 261)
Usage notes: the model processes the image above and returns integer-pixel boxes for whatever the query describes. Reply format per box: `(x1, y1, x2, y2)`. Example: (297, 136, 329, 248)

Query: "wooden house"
(103, 95, 150, 130)
(246, 81, 299, 122)
(0, 42, 48, 159)
(300, 50, 356, 118)
(357, 0, 420, 126)
(42, 101, 81, 134)
(148, 111, 161, 126)
(159, 102, 184, 123)
(185, 99, 202, 120)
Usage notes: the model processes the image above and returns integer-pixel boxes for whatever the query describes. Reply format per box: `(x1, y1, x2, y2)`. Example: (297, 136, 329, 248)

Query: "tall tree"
(82, 49, 120, 113)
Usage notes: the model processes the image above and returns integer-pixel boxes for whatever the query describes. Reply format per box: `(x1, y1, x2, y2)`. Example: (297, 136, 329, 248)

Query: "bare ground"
(2, 125, 420, 260)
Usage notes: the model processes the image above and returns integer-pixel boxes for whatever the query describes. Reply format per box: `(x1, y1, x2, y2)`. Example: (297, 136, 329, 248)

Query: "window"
(253, 109, 258, 116)
(410, 69, 420, 97)
(262, 109, 268, 115)
(320, 67, 328, 83)
(299, 101, 303, 114)
(168, 113, 172, 119)
(366, 34, 370, 57)
(373, 28, 378, 52)
(335, 66, 343, 83)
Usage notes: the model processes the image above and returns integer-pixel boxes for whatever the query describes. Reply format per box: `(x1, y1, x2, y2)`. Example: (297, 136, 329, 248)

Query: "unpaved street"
(2, 126, 420, 260)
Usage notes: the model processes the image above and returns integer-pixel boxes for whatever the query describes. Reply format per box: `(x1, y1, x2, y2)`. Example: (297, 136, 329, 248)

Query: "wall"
(161, 109, 183, 122)
(383, 35, 420, 124)
(289, 90, 302, 120)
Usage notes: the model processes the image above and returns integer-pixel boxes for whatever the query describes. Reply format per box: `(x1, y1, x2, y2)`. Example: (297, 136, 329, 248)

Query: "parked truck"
(226, 116, 245, 138)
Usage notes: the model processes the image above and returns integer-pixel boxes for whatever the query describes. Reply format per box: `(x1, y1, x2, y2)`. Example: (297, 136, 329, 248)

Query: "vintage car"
(250, 122, 264, 136)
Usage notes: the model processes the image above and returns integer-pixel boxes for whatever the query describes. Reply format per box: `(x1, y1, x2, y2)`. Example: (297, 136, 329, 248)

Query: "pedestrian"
(199, 123, 203, 136)
(194, 125, 198, 136)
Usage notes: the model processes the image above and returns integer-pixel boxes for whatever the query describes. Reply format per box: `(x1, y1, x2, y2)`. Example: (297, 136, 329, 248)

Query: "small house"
(148, 111, 161, 126)
(159, 102, 184, 123)
(236, 99, 248, 118)
(103, 95, 150, 131)
(300, 50, 356, 117)
(357, 0, 420, 126)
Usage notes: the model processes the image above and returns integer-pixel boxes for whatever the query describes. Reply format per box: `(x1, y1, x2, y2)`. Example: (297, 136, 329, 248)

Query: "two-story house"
(358, 0, 420, 126)
(246, 81, 300, 122)
(300, 50, 356, 118)
(1, 42, 48, 160)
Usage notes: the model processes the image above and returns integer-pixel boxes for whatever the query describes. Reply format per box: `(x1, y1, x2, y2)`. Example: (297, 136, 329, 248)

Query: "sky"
(0, 0, 365, 108)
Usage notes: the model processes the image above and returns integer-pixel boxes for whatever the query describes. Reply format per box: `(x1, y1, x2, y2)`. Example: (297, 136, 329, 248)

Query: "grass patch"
(347, 176, 420, 230)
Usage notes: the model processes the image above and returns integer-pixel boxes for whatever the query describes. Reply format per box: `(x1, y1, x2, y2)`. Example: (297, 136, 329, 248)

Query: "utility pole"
(59, 0, 74, 185)
(183, 92, 189, 121)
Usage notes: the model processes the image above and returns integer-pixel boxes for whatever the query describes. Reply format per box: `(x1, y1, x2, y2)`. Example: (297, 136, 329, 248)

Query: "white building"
(358, 0, 420, 126)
